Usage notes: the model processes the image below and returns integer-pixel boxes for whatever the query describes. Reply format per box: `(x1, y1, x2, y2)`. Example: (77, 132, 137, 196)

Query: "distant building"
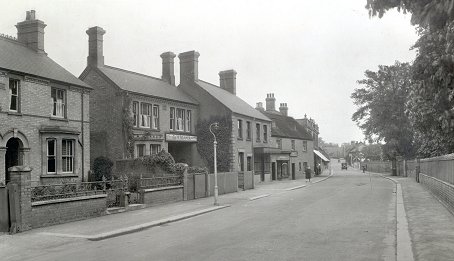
(0, 11, 91, 184)
(297, 115, 330, 172)
(80, 27, 202, 166)
(256, 94, 314, 181)
(178, 51, 272, 188)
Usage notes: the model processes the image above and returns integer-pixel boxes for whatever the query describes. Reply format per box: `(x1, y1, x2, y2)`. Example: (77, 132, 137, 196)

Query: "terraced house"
(255, 95, 314, 181)
(0, 11, 91, 184)
(80, 27, 201, 165)
(178, 51, 272, 188)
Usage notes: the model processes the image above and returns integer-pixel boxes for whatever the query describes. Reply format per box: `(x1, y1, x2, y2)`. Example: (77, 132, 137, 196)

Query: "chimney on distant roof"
(256, 102, 264, 111)
(16, 10, 46, 53)
(86, 26, 106, 67)
(219, 70, 237, 95)
(161, 52, 176, 85)
(265, 93, 276, 111)
(178, 50, 199, 84)
(279, 103, 288, 116)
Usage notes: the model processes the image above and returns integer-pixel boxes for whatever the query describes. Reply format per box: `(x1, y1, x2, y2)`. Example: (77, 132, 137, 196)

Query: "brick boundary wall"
(420, 173, 454, 212)
(31, 194, 107, 228)
(140, 186, 184, 206)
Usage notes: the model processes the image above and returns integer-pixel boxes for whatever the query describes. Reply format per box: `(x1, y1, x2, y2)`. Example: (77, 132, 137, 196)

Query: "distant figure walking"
(305, 167, 312, 182)
(362, 165, 366, 173)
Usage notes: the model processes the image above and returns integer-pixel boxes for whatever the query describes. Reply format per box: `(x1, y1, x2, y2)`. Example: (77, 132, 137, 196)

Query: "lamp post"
(209, 122, 219, 206)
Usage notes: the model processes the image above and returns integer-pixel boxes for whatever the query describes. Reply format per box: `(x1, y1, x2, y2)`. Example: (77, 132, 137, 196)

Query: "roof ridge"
(0, 33, 18, 42)
(103, 65, 166, 83)
(197, 79, 219, 88)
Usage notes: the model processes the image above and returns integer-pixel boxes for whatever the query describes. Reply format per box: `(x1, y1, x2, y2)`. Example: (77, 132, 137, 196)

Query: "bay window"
(47, 139, 56, 173)
(170, 107, 175, 130)
(62, 139, 74, 173)
(152, 105, 159, 130)
(176, 108, 185, 131)
(140, 103, 152, 128)
(186, 110, 192, 132)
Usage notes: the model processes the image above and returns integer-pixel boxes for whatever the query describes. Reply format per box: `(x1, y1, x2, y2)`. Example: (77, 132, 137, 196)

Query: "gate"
(0, 185, 9, 232)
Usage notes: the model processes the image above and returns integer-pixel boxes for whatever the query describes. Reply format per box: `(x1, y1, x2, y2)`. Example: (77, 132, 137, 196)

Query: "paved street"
(1, 166, 399, 261)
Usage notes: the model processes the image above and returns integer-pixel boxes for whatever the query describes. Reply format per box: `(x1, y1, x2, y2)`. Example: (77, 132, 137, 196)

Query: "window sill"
(237, 137, 243, 141)
(246, 138, 251, 141)
(49, 116, 68, 122)
(7, 111, 22, 116)
(40, 174, 78, 178)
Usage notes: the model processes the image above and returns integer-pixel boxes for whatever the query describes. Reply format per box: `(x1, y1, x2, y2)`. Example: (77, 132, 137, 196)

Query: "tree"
(351, 61, 416, 159)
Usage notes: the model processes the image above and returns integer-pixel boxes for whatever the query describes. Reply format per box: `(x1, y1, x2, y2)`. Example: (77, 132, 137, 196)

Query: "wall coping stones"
(143, 185, 183, 193)
(32, 194, 107, 206)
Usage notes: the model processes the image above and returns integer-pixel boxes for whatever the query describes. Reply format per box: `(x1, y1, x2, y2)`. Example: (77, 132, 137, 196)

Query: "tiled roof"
(196, 80, 270, 121)
(262, 111, 313, 140)
(98, 66, 197, 104)
(0, 37, 90, 88)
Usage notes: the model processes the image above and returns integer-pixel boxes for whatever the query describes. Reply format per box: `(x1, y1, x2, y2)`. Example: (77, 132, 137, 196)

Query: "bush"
(93, 156, 114, 181)
(134, 149, 176, 175)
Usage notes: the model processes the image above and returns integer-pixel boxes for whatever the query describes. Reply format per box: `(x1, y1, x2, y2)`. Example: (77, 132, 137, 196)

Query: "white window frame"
(136, 144, 146, 158)
(47, 139, 56, 174)
(170, 107, 175, 130)
(132, 101, 139, 127)
(140, 103, 152, 128)
(51, 88, 66, 118)
(291, 140, 296, 151)
(256, 123, 261, 142)
(176, 108, 185, 132)
(238, 119, 243, 139)
(303, 141, 308, 152)
(186, 110, 192, 133)
(263, 125, 268, 143)
(62, 139, 74, 173)
(150, 144, 161, 155)
(246, 121, 251, 140)
(9, 78, 20, 112)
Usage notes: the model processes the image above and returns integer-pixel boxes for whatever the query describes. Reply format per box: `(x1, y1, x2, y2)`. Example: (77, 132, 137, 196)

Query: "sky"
(1, 0, 419, 145)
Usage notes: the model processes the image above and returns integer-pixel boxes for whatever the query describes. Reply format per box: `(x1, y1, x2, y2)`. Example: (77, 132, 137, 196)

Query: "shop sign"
(134, 133, 164, 141)
(277, 155, 289, 161)
(166, 133, 198, 142)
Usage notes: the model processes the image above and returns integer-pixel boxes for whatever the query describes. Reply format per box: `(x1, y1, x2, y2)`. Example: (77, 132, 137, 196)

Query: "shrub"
(134, 149, 176, 175)
(93, 156, 114, 181)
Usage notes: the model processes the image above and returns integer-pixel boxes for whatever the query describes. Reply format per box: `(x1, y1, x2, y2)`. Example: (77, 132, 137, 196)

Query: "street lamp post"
(209, 122, 219, 206)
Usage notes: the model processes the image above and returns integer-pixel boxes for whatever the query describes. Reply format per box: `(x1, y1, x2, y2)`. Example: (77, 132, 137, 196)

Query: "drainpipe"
(81, 91, 85, 182)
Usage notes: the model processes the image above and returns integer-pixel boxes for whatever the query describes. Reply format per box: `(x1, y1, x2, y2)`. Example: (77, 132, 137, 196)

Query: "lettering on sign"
(134, 133, 164, 141)
(166, 134, 198, 142)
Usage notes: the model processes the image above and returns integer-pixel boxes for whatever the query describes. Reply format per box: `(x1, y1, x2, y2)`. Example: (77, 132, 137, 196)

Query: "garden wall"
(31, 194, 107, 228)
(139, 186, 184, 206)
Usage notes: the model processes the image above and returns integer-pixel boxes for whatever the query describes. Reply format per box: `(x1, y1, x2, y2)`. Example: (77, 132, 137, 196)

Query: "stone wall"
(140, 186, 183, 206)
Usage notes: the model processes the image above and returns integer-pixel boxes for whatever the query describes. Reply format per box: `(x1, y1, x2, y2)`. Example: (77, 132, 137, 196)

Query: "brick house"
(80, 27, 201, 166)
(297, 115, 330, 173)
(255, 94, 314, 181)
(178, 51, 272, 188)
(0, 11, 91, 185)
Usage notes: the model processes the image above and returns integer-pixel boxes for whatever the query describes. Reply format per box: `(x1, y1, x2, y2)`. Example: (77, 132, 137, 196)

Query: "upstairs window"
(132, 101, 139, 127)
(62, 139, 74, 173)
(186, 110, 192, 132)
(256, 123, 261, 142)
(263, 125, 268, 143)
(277, 139, 282, 149)
(152, 105, 159, 130)
(51, 88, 66, 118)
(291, 140, 296, 150)
(9, 79, 20, 112)
(237, 119, 243, 139)
(246, 121, 251, 140)
(247, 156, 252, 171)
(136, 144, 145, 157)
(140, 103, 152, 128)
(176, 108, 185, 131)
(170, 107, 175, 130)
(303, 141, 308, 152)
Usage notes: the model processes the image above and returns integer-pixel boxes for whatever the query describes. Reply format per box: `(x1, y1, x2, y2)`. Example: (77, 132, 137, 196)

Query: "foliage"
(188, 166, 209, 174)
(195, 115, 232, 173)
(134, 149, 176, 174)
(366, 0, 454, 29)
(351, 62, 416, 159)
(92, 156, 114, 181)
(122, 95, 135, 158)
(361, 143, 384, 161)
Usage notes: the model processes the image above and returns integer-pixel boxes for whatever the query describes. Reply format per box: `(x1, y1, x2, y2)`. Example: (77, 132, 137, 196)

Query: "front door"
(292, 163, 296, 180)
(5, 138, 21, 183)
(271, 162, 276, 180)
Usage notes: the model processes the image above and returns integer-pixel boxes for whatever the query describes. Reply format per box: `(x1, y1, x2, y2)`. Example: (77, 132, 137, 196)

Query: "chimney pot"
(219, 69, 237, 95)
(160, 51, 176, 85)
(279, 102, 289, 116)
(265, 93, 276, 111)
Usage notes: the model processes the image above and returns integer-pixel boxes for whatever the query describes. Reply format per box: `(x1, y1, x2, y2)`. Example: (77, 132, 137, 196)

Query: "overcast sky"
(2, 0, 418, 145)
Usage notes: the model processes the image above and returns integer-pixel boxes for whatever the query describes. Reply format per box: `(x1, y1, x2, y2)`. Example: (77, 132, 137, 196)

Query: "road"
(1, 165, 396, 261)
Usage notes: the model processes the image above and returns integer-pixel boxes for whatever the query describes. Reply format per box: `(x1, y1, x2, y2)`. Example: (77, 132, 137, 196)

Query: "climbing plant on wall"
(122, 94, 135, 158)
(195, 115, 232, 173)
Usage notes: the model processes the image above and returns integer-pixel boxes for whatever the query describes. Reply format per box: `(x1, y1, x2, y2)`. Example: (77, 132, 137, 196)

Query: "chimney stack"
(16, 10, 46, 53)
(178, 50, 199, 84)
(256, 102, 264, 111)
(219, 70, 237, 95)
(160, 52, 176, 85)
(86, 26, 106, 67)
(279, 103, 288, 116)
(265, 93, 276, 111)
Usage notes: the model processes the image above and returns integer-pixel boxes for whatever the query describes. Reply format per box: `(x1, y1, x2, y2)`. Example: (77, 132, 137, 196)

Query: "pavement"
(0, 172, 333, 247)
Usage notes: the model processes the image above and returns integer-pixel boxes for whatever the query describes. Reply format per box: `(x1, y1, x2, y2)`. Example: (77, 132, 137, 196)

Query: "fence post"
(182, 164, 189, 201)
(403, 159, 407, 177)
(7, 166, 32, 233)
(392, 159, 397, 176)
(416, 158, 420, 183)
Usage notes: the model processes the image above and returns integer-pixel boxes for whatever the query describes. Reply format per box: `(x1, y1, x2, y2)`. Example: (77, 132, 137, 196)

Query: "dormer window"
(9, 79, 20, 112)
(51, 88, 66, 118)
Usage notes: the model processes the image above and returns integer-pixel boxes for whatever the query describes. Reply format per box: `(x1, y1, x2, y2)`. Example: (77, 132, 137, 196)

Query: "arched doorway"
(5, 138, 22, 183)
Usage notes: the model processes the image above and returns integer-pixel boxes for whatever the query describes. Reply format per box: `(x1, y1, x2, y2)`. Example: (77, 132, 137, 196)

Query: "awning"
(314, 150, 330, 162)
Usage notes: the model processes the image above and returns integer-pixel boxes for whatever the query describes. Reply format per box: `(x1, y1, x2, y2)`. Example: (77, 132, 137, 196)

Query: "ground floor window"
(247, 156, 252, 171)
(136, 144, 145, 157)
(299, 162, 302, 171)
(62, 139, 74, 173)
(47, 139, 56, 173)
(238, 152, 244, 172)
(151, 144, 161, 155)
(45, 137, 76, 174)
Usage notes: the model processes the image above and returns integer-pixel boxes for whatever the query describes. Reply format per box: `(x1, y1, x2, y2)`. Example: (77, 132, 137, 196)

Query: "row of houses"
(0, 11, 329, 187)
